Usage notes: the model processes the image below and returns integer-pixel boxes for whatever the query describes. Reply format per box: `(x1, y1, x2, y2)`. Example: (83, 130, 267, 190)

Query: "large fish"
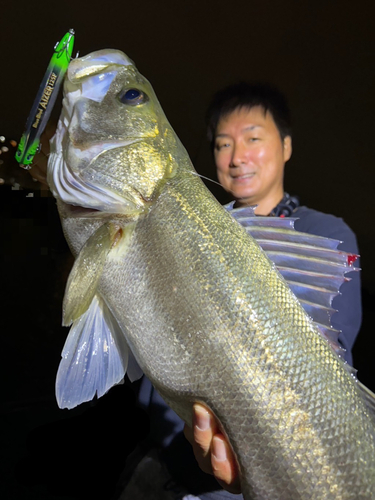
(48, 49, 375, 499)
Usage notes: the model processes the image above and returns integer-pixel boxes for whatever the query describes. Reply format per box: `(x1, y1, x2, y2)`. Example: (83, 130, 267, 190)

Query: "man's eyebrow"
(215, 125, 263, 138)
(242, 125, 262, 132)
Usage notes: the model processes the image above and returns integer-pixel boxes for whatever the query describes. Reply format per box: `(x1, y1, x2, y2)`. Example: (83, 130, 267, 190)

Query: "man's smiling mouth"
(232, 173, 256, 181)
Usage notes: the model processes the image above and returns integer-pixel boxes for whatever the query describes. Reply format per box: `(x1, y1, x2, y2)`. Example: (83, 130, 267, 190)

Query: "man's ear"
(283, 136, 292, 163)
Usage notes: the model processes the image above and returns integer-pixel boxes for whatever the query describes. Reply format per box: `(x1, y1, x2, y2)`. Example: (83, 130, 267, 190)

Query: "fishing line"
(186, 170, 224, 189)
(182, 170, 256, 208)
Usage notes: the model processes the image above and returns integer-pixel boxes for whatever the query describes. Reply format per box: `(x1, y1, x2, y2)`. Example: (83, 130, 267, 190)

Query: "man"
(182, 82, 361, 497)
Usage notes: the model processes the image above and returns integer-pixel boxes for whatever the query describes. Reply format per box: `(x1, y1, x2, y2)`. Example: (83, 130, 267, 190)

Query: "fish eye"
(118, 88, 148, 106)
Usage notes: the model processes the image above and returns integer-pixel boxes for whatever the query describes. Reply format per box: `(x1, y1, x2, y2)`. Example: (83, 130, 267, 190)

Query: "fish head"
(48, 49, 180, 216)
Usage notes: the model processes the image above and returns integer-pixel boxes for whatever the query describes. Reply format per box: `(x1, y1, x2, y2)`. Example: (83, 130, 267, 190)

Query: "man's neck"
(234, 192, 285, 216)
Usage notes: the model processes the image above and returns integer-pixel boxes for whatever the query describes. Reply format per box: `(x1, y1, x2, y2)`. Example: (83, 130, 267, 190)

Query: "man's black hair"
(206, 82, 292, 149)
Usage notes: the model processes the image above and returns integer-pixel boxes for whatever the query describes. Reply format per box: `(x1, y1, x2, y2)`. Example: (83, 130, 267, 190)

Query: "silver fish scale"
(93, 173, 375, 500)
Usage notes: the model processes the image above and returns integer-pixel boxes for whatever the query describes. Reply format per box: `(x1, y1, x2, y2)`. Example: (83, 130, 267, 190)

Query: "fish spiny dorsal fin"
(227, 204, 359, 359)
(227, 205, 375, 418)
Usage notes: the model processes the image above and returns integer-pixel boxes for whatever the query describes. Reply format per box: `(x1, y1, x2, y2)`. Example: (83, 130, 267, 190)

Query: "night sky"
(2, 1, 375, 284)
(1, 1, 375, 498)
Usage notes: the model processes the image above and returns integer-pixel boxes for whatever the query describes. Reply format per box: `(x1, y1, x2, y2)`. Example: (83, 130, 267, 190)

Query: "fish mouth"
(59, 194, 148, 219)
(48, 143, 146, 217)
(60, 203, 103, 217)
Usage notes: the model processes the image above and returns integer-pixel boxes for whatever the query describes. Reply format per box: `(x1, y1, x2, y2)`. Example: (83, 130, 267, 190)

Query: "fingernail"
(194, 406, 210, 431)
(212, 437, 227, 462)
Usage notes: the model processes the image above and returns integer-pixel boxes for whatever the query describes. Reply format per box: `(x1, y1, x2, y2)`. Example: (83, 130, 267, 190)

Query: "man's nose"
(230, 142, 247, 167)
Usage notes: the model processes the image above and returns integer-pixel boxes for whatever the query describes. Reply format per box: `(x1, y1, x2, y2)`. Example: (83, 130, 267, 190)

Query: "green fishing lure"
(15, 29, 75, 169)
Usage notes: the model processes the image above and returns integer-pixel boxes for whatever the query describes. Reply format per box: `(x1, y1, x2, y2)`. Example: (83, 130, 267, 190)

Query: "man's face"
(214, 106, 292, 211)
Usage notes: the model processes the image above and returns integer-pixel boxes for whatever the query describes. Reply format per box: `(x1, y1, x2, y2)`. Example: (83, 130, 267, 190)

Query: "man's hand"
(0, 125, 54, 190)
(28, 124, 56, 187)
(183, 403, 241, 494)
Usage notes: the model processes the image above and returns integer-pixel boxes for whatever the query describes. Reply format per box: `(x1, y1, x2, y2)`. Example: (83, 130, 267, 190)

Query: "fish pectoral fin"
(56, 294, 141, 409)
(63, 222, 134, 326)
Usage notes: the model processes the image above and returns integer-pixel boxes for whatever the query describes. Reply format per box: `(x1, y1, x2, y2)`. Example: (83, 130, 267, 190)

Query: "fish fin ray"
(314, 324, 345, 356)
(56, 294, 132, 409)
(228, 206, 359, 358)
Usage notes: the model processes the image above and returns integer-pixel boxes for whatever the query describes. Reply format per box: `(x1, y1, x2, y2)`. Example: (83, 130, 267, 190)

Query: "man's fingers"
(193, 404, 218, 452)
(183, 404, 219, 475)
(188, 404, 217, 474)
(29, 161, 48, 186)
(211, 435, 241, 494)
(184, 404, 242, 493)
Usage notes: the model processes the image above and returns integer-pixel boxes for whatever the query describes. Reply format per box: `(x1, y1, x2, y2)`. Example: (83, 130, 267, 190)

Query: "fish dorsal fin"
(228, 205, 375, 415)
(56, 294, 143, 409)
(63, 222, 135, 326)
(227, 204, 359, 358)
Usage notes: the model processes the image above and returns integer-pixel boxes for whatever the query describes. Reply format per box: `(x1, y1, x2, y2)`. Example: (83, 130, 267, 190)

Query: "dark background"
(1, 1, 375, 499)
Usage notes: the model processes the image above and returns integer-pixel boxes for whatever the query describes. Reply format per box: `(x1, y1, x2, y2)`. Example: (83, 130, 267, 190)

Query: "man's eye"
(216, 143, 230, 151)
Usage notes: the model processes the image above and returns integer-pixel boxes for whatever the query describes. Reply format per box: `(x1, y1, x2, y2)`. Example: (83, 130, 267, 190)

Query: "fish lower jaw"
(57, 199, 145, 221)
(61, 203, 103, 217)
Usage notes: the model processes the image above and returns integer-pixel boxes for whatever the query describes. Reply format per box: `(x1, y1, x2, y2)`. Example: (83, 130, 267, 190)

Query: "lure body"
(15, 29, 75, 169)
